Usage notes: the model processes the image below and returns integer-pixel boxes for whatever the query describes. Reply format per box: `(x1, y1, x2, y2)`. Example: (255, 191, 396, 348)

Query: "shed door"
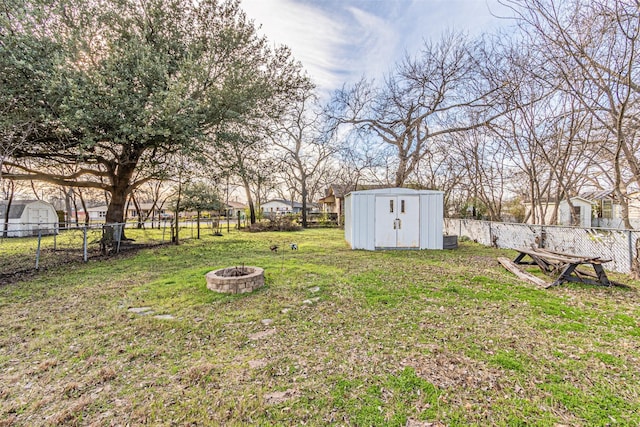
(28, 208, 47, 223)
(375, 196, 398, 248)
(28, 207, 48, 233)
(397, 196, 420, 247)
(374, 196, 420, 248)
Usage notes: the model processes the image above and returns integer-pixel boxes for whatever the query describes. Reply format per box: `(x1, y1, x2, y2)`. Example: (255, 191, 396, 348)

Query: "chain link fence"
(0, 219, 223, 281)
(445, 218, 639, 274)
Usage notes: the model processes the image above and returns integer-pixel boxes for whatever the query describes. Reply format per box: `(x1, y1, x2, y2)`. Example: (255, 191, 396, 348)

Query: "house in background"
(524, 196, 592, 228)
(318, 184, 392, 224)
(318, 185, 352, 224)
(0, 200, 59, 237)
(586, 190, 623, 228)
(86, 205, 108, 221)
(225, 200, 247, 219)
(587, 189, 640, 229)
(86, 203, 172, 222)
(127, 202, 172, 220)
(260, 199, 308, 217)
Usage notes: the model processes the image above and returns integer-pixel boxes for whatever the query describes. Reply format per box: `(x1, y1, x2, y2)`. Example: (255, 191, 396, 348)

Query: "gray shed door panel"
(374, 195, 419, 248)
(375, 196, 397, 247)
(397, 196, 419, 247)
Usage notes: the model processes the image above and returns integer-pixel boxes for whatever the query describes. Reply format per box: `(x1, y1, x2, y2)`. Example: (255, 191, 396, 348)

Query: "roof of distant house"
(226, 200, 247, 209)
(321, 184, 403, 201)
(262, 199, 304, 208)
(523, 196, 593, 204)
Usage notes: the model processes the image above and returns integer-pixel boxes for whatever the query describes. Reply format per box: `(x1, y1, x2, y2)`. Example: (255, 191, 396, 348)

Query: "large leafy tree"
(0, 0, 305, 224)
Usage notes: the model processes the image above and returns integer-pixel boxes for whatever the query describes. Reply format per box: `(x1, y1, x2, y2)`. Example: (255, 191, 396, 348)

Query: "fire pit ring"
(205, 266, 264, 294)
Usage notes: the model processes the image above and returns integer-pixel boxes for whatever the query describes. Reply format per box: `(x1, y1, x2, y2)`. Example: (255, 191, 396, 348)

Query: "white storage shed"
(344, 188, 444, 250)
(0, 200, 59, 237)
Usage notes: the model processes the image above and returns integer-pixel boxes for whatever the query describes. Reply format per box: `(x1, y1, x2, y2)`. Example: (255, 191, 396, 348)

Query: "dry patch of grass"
(1, 228, 639, 425)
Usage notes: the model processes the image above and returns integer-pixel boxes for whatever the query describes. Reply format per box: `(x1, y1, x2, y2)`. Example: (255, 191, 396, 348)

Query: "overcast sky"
(241, 0, 514, 96)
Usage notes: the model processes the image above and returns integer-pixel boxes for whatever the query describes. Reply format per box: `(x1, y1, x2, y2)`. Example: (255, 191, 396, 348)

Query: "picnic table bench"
(513, 247, 612, 287)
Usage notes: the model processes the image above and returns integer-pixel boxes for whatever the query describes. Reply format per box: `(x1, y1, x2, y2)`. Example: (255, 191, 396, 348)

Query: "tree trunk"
(3, 181, 15, 238)
(241, 175, 256, 224)
(105, 188, 128, 225)
(394, 161, 407, 188)
(173, 181, 182, 245)
(103, 154, 141, 246)
(615, 187, 632, 229)
(31, 180, 40, 200)
(130, 193, 144, 229)
(102, 186, 128, 253)
(248, 200, 256, 224)
(301, 177, 308, 228)
(197, 210, 201, 239)
(64, 187, 73, 228)
(71, 193, 79, 226)
(77, 189, 89, 226)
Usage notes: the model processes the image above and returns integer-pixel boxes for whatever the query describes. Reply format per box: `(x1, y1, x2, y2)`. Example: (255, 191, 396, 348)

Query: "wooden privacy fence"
(444, 218, 640, 274)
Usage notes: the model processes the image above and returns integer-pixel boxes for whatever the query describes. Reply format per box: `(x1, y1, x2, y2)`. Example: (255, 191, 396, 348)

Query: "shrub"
(248, 217, 301, 232)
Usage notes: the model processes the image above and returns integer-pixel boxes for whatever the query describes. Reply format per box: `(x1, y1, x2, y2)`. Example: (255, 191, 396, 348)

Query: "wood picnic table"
(513, 247, 612, 287)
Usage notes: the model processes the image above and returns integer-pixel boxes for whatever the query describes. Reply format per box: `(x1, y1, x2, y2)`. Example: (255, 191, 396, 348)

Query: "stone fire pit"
(205, 266, 264, 294)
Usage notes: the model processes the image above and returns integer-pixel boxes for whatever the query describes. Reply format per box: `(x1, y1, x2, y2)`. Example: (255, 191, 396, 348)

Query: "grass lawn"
(1, 228, 639, 426)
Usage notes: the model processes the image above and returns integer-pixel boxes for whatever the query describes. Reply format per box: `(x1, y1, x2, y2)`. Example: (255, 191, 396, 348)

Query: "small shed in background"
(558, 197, 592, 228)
(0, 200, 59, 237)
(523, 196, 593, 228)
(344, 188, 444, 250)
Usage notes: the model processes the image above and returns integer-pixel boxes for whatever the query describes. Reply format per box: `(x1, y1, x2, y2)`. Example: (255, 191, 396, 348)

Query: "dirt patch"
(0, 269, 40, 286)
(248, 359, 268, 369)
(264, 388, 298, 405)
(402, 350, 503, 391)
(248, 329, 276, 340)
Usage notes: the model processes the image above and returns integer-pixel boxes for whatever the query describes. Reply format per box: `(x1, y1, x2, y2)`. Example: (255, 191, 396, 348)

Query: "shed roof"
(0, 200, 41, 219)
(347, 188, 444, 196)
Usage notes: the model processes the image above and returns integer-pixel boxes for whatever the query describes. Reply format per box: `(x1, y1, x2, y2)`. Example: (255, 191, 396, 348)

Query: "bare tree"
(270, 89, 338, 227)
(333, 32, 508, 187)
(447, 127, 511, 221)
(505, 0, 640, 227)
(213, 128, 277, 225)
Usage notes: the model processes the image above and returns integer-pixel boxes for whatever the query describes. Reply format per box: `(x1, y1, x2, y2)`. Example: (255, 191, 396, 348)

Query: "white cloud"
(241, 0, 349, 93)
(240, 0, 511, 95)
(344, 6, 400, 79)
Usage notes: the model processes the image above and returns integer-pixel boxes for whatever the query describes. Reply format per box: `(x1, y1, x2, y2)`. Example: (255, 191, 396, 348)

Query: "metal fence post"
(488, 221, 493, 247)
(35, 230, 42, 269)
(83, 226, 88, 262)
(628, 230, 634, 272)
(116, 223, 123, 254)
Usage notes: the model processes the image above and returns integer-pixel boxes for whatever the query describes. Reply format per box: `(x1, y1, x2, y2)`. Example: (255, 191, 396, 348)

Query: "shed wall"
(345, 189, 443, 250)
(347, 193, 376, 250)
(420, 193, 444, 249)
(558, 199, 592, 228)
(344, 194, 353, 246)
(2, 201, 59, 237)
